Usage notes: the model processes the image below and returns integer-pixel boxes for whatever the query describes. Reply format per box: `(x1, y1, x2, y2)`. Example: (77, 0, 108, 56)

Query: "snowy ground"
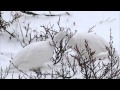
(0, 11, 120, 79)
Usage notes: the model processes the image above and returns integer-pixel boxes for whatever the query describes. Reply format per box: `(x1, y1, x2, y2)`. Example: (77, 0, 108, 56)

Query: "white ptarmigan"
(9, 31, 68, 72)
(67, 32, 110, 59)
(9, 31, 114, 72)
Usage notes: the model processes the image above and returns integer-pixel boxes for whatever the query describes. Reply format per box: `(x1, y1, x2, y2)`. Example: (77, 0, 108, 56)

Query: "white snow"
(0, 11, 120, 79)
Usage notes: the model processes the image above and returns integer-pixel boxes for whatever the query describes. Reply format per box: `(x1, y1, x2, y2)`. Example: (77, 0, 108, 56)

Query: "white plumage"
(68, 33, 109, 59)
(9, 31, 112, 72)
(10, 31, 68, 72)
